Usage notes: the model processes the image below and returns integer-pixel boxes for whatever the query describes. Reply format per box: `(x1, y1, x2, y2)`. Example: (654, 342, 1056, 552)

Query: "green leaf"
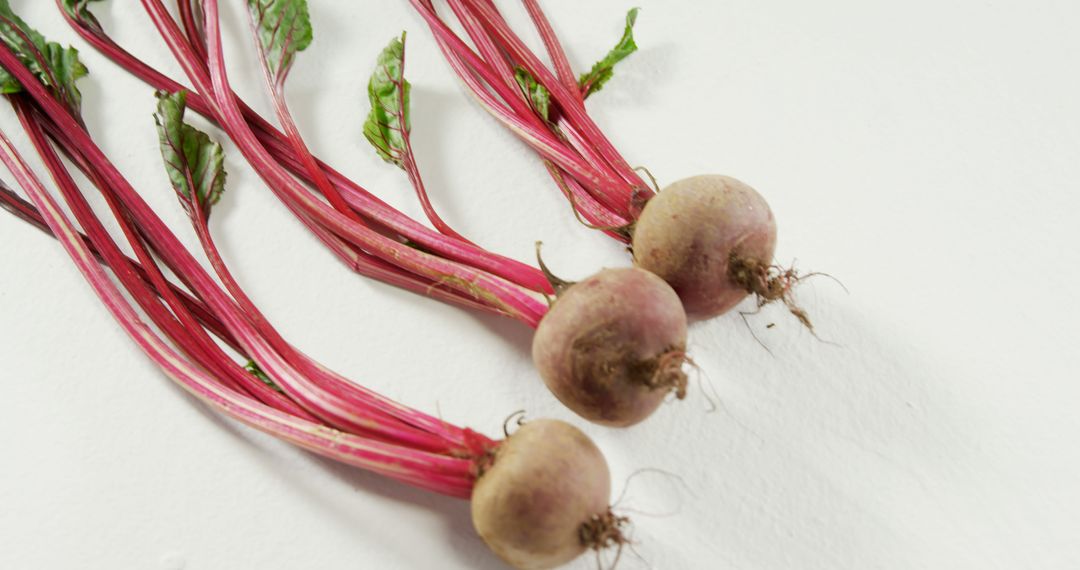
(60, 0, 106, 36)
(514, 66, 551, 121)
(248, 0, 314, 81)
(0, 0, 90, 115)
(60, 0, 103, 21)
(363, 34, 411, 169)
(246, 360, 284, 393)
(153, 91, 227, 216)
(578, 8, 639, 98)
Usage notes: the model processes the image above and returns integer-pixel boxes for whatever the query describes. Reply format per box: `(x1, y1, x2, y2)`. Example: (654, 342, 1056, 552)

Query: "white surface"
(1, 1, 1078, 568)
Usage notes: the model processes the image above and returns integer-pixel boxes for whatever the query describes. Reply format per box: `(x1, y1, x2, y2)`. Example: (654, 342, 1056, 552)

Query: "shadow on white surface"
(309, 456, 508, 570)
(178, 389, 510, 569)
(665, 289, 996, 570)
(466, 305, 536, 359)
(407, 87, 481, 244)
(579, 42, 679, 111)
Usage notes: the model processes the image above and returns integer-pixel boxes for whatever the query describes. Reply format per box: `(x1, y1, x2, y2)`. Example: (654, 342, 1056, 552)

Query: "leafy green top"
(578, 8, 639, 98)
(60, 0, 103, 22)
(248, 0, 314, 82)
(514, 66, 551, 121)
(512, 7, 639, 121)
(0, 1, 89, 116)
(246, 360, 284, 393)
(153, 91, 227, 219)
(363, 34, 411, 169)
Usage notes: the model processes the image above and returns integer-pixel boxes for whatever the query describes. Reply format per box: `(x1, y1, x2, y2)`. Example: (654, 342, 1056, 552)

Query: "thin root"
(687, 357, 721, 413)
(643, 348, 690, 400)
(730, 256, 818, 333)
(801, 270, 850, 294)
(630, 165, 661, 217)
(581, 509, 631, 553)
(545, 161, 635, 241)
(588, 513, 644, 570)
(731, 258, 846, 347)
(739, 308, 775, 356)
(502, 410, 527, 437)
(613, 467, 692, 513)
(633, 165, 661, 194)
(534, 241, 575, 300)
(624, 538, 649, 569)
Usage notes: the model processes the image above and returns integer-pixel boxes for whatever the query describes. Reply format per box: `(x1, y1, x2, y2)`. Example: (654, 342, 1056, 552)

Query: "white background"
(2, 1, 1078, 568)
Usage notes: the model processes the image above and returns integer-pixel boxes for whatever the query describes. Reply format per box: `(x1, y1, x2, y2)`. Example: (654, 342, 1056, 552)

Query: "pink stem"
(408, 0, 631, 216)
(245, 6, 370, 228)
(0, 182, 242, 353)
(446, 0, 522, 107)
(543, 161, 631, 242)
(44, 118, 492, 453)
(56, 1, 553, 295)
(0, 37, 477, 454)
(521, 0, 582, 100)
(177, 0, 207, 60)
(97, 39, 517, 312)
(41, 105, 452, 453)
(445, 0, 636, 214)
(408, 0, 623, 197)
(142, 0, 548, 327)
(393, 38, 472, 242)
(3, 179, 504, 464)
(459, 0, 648, 200)
(171, 139, 460, 451)
(15, 101, 315, 418)
(0, 126, 478, 499)
(46, 110, 494, 334)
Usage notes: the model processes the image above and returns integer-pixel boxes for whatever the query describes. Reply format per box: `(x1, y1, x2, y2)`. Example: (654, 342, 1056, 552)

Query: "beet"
(633, 175, 778, 319)
(471, 419, 623, 569)
(532, 268, 688, 427)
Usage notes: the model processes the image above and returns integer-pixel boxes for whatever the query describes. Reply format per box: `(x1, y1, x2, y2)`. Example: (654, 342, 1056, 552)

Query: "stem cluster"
(58, 0, 556, 327)
(408, 0, 652, 240)
(0, 9, 508, 499)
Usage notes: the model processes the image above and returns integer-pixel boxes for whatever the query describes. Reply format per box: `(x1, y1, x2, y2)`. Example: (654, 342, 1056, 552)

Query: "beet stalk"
(0, 12, 629, 564)
(72, 0, 689, 427)
(409, 1, 809, 323)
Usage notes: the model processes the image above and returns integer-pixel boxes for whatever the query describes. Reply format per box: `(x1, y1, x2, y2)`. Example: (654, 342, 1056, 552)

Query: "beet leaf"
(578, 8, 639, 98)
(59, 0, 103, 22)
(153, 90, 226, 218)
(247, 0, 313, 84)
(364, 34, 411, 169)
(514, 66, 551, 121)
(0, 0, 88, 115)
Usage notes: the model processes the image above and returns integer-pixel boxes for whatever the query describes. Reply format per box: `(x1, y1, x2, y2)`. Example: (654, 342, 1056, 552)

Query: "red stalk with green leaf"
(51, 0, 693, 428)
(409, 1, 812, 325)
(0, 8, 630, 565)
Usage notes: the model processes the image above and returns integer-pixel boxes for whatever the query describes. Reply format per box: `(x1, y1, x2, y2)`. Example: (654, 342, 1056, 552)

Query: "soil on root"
(728, 255, 816, 332)
(572, 327, 690, 400)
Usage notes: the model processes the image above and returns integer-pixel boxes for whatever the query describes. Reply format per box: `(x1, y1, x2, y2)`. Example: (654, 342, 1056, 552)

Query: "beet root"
(471, 419, 624, 569)
(532, 268, 689, 427)
(632, 174, 779, 320)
